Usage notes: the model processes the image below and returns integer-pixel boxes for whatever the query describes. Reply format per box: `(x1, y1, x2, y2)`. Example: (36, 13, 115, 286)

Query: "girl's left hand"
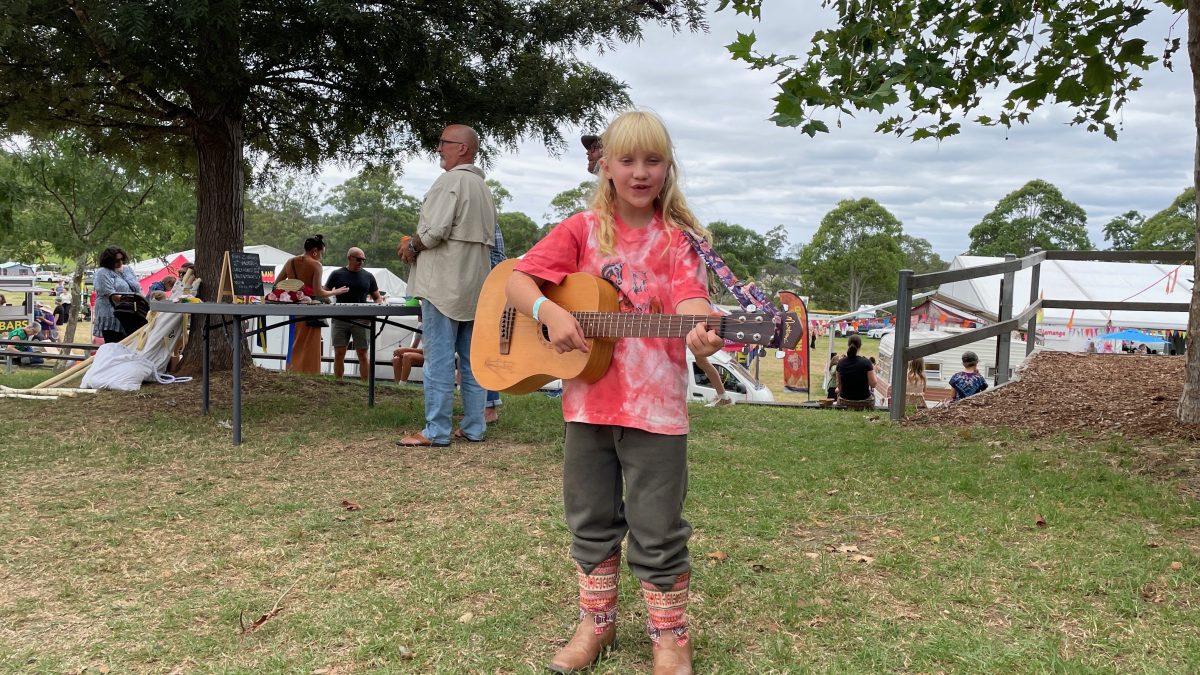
(686, 319, 723, 359)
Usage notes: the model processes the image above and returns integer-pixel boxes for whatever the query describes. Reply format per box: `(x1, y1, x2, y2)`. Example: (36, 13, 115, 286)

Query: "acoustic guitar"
(471, 259, 803, 394)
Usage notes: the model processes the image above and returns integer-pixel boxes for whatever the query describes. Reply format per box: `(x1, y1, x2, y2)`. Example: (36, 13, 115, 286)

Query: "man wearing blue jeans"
(397, 124, 496, 447)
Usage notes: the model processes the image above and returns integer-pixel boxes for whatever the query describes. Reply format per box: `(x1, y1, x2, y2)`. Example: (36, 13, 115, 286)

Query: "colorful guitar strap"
(681, 232, 786, 350)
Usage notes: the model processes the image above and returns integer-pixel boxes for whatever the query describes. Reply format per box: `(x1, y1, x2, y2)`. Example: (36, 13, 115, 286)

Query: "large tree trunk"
(175, 105, 246, 374)
(1179, 0, 1200, 424)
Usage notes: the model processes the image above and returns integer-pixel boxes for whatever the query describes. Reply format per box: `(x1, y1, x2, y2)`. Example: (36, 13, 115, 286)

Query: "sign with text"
(0, 317, 32, 333)
(228, 252, 264, 296)
(217, 251, 265, 302)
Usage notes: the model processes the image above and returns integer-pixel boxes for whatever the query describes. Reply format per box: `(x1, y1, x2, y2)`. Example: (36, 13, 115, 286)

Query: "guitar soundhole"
(540, 323, 551, 342)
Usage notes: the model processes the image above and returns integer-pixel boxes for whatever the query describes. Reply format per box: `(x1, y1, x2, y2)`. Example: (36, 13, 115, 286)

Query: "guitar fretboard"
(571, 312, 713, 339)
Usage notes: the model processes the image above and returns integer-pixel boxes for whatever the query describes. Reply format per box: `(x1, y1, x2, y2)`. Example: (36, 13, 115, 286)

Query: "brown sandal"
(396, 431, 449, 447)
(452, 429, 483, 443)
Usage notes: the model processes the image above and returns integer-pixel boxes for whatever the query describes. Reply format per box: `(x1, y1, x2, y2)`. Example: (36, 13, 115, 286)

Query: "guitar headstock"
(716, 311, 803, 349)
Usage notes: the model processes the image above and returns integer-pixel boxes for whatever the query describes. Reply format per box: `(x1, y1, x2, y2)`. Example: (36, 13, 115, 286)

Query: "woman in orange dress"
(277, 234, 348, 374)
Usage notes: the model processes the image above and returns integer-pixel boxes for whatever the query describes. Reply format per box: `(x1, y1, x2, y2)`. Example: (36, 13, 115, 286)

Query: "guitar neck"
(572, 312, 711, 339)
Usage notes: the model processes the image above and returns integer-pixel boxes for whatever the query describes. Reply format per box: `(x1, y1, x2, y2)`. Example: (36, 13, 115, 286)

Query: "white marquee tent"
(129, 245, 294, 277)
(938, 255, 1193, 349)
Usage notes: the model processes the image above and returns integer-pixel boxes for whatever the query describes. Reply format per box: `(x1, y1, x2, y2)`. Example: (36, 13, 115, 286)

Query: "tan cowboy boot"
(642, 572, 693, 675)
(547, 616, 618, 673)
(547, 553, 620, 673)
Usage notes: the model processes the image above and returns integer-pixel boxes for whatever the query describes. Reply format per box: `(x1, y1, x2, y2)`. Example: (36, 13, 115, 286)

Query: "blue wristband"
(531, 296, 548, 322)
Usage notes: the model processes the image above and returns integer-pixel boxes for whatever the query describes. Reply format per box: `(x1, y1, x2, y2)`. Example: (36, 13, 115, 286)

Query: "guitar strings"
(507, 313, 748, 339)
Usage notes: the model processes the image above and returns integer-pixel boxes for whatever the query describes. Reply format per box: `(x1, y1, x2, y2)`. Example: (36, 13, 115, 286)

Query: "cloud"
(321, 5, 1193, 260)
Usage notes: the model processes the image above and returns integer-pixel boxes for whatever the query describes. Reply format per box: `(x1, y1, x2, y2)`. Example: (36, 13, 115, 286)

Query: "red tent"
(138, 254, 190, 295)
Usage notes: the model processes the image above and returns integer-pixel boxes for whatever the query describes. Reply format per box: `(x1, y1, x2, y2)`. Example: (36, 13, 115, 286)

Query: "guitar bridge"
(499, 304, 515, 355)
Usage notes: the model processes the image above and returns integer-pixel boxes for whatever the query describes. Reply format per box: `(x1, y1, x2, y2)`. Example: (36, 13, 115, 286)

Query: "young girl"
(823, 352, 839, 400)
(506, 110, 720, 674)
(906, 357, 927, 409)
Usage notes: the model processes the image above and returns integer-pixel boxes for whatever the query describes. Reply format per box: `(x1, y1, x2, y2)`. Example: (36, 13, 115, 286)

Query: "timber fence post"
(995, 254, 1016, 386)
(889, 269, 914, 421)
(1027, 247, 1042, 356)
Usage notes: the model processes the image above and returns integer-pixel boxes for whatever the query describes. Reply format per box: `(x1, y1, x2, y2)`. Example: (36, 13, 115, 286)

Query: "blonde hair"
(590, 110, 709, 255)
(907, 358, 926, 385)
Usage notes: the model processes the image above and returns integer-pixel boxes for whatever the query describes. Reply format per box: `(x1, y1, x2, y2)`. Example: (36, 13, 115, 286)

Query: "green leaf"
(1117, 38, 1148, 62)
(801, 119, 830, 135)
(1055, 78, 1088, 105)
(727, 31, 758, 61)
(935, 123, 961, 139)
(1082, 57, 1115, 92)
(1008, 78, 1050, 105)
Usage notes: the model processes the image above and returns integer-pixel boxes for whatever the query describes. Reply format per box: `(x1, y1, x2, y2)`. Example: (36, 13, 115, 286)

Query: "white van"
(685, 349, 774, 404)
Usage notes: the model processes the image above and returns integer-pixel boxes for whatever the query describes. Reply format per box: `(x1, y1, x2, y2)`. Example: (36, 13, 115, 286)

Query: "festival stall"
(909, 297, 986, 331)
(252, 265, 414, 378)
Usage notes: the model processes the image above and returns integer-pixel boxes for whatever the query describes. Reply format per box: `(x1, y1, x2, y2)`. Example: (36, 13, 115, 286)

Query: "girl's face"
(604, 147, 668, 221)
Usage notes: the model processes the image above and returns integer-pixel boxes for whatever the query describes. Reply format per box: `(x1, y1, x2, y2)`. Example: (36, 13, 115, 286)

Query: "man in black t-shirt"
(325, 247, 383, 380)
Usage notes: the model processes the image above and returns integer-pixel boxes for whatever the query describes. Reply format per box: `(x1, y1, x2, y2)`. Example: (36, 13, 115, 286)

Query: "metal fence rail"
(889, 249, 1195, 420)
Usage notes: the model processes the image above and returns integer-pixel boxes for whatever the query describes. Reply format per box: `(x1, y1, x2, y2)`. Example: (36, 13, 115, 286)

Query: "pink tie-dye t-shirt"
(515, 210, 709, 435)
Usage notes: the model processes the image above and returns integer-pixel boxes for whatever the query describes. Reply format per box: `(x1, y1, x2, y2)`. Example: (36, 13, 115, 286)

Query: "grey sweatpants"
(563, 422, 692, 590)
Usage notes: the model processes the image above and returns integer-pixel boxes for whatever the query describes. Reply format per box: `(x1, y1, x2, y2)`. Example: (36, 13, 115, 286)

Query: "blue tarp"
(1095, 329, 1169, 343)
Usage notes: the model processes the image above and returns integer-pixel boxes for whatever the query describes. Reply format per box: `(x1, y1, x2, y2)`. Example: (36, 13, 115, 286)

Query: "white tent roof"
(938, 255, 1193, 332)
(129, 245, 294, 277)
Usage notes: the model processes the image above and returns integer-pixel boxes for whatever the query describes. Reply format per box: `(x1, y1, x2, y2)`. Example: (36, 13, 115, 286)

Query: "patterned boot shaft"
(642, 571, 689, 647)
(578, 552, 620, 634)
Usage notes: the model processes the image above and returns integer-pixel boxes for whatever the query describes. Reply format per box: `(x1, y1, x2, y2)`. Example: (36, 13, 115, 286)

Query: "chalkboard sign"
(229, 252, 264, 296)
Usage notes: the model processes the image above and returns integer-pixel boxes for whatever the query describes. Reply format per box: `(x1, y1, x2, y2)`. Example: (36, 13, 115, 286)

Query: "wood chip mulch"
(902, 352, 1200, 442)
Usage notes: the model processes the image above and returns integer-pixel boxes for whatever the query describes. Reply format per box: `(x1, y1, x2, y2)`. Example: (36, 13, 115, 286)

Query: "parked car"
(866, 327, 894, 339)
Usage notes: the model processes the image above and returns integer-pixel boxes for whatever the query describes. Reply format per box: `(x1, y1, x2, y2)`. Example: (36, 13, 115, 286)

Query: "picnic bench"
(0, 338, 93, 373)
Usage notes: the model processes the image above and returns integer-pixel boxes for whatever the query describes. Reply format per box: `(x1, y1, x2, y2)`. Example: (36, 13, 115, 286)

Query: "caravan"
(876, 329, 1040, 403)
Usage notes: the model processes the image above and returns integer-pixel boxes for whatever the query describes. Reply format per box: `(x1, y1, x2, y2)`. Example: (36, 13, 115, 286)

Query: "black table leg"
(202, 316, 210, 415)
(368, 318, 376, 407)
(232, 314, 242, 445)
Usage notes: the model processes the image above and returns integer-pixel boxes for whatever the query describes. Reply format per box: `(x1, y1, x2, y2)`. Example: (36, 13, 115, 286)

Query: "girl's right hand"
(540, 302, 589, 354)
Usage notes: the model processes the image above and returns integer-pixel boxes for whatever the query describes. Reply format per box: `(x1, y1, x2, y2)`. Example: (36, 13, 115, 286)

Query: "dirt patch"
(904, 352, 1200, 443)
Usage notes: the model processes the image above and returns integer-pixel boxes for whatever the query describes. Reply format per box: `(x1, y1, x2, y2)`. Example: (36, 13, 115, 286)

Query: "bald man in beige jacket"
(397, 124, 496, 448)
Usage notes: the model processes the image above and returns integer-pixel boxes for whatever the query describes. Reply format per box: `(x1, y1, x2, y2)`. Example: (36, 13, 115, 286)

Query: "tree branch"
(66, 0, 195, 123)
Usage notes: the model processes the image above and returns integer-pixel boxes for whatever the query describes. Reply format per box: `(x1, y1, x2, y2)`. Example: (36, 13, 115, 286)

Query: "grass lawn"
(1, 366, 1198, 673)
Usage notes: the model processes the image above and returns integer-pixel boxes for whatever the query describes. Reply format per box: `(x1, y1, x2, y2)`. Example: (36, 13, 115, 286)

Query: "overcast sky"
(323, 5, 1194, 260)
